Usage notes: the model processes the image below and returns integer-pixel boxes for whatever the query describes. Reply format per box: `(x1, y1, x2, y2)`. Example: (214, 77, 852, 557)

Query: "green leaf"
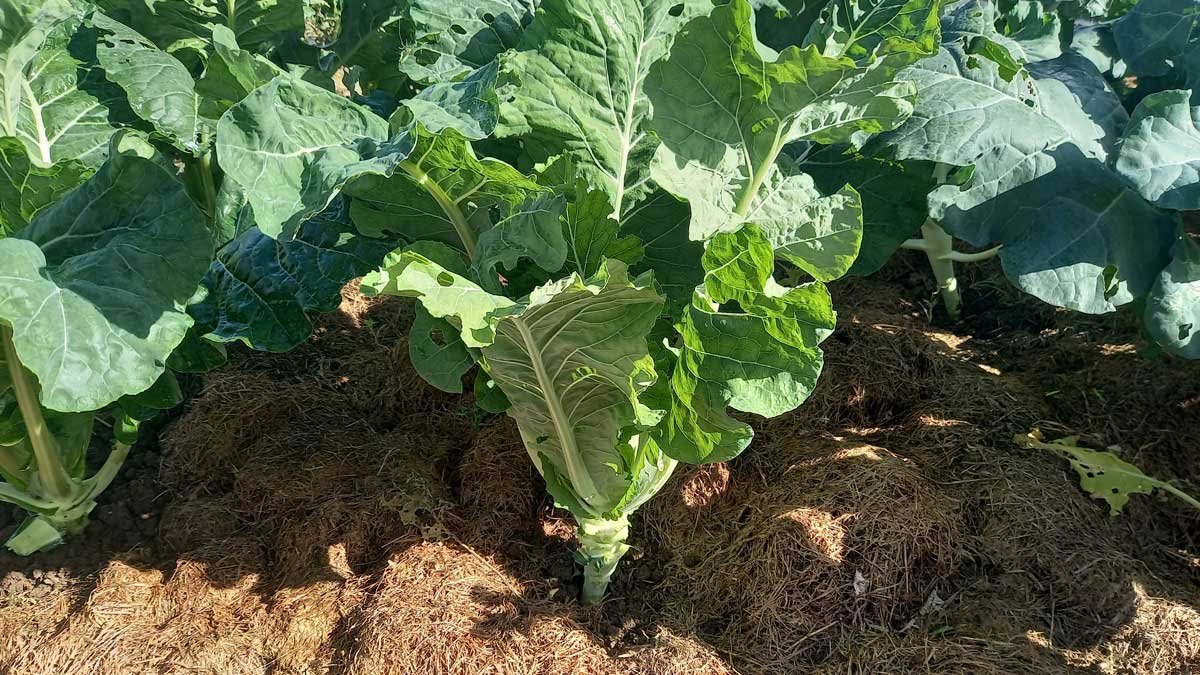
(118, 371, 183, 424)
(1017, 430, 1200, 515)
(473, 369, 510, 412)
(804, 0, 945, 62)
(472, 192, 569, 292)
(482, 260, 665, 515)
(1112, 0, 1199, 78)
(216, 74, 413, 239)
(345, 126, 540, 248)
(90, 12, 203, 154)
(0, 4, 122, 167)
(0, 141, 211, 412)
(194, 25, 282, 119)
(401, 0, 537, 84)
(0, 137, 89, 237)
(883, 43, 1125, 217)
(657, 224, 833, 464)
(1113, 90, 1200, 210)
(362, 248, 519, 348)
(562, 186, 644, 278)
(498, 0, 704, 220)
(192, 199, 395, 352)
(946, 146, 1177, 314)
(625, 190, 702, 311)
(124, 0, 305, 57)
(1145, 236, 1200, 359)
(410, 304, 475, 393)
(398, 61, 500, 141)
(802, 146, 935, 276)
(1000, 0, 1063, 62)
(166, 326, 227, 373)
(647, 0, 916, 245)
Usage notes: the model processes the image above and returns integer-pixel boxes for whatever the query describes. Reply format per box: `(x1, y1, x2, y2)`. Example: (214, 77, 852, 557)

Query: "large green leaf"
(1113, 90, 1200, 210)
(0, 3, 122, 168)
(191, 199, 394, 352)
(482, 261, 664, 515)
(498, 0, 704, 220)
(657, 225, 833, 464)
(216, 74, 413, 239)
(401, 0, 537, 84)
(646, 0, 915, 242)
(91, 12, 202, 154)
(882, 42, 1124, 217)
(561, 185, 644, 278)
(947, 146, 1177, 314)
(345, 125, 540, 249)
(0, 141, 210, 412)
(124, 0, 305, 57)
(0, 137, 89, 237)
(398, 61, 500, 141)
(1145, 236, 1200, 359)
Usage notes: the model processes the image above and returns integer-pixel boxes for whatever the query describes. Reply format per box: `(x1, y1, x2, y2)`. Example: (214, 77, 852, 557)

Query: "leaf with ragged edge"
(345, 125, 540, 247)
(1145, 236, 1200, 359)
(123, 0, 304, 58)
(801, 146, 935, 276)
(0, 137, 89, 237)
(626, 190, 702, 311)
(0, 4, 124, 168)
(473, 192, 569, 292)
(1113, 90, 1200, 210)
(743, 162, 863, 281)
(562, 186, 644, 278)
(195, 25, 281, 119)
(1017, 430, 1200, 514)
(90, 12, 203, 154)
(482, 260, 665, 515)
(0, 141, 211, 412)
(656, 224, 833, 464)
(191, 199, 395, 352)
(216, 74, 414, 239)
(474, 369, 510, 412)
(401, 0, 537, 84)
(362, 249, 519, 348)
(1112, 0, 1199, 78)
(803, 0, 945, 62)
(647, 0, 917, 245)
(397, 61, 500, 141)
(945, 145, 1177, 314)
(498, 0, 705, 220)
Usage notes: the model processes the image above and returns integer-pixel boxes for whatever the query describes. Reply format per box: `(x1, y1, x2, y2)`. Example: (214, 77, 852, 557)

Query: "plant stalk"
(918, 219, 962, 320)
(0, 326, 74, 504)
(577, 515, 631, 605)
(400, 159, 477, 258)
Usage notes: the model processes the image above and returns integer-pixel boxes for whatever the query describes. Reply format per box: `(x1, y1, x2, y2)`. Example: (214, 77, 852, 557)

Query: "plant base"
(576, 515, 631, 605)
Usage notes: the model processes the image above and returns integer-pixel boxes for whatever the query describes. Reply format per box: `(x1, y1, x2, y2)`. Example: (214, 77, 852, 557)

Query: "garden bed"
(2, 260, 1198, 675)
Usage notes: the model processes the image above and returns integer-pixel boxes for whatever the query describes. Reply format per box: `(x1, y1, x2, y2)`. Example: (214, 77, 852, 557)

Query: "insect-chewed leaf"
(1145, 236, 1200, 359)
(1017, 430, 1200, 515)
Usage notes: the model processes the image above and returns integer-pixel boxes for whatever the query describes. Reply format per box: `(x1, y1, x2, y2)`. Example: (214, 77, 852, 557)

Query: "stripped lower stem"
(577, 515, 631, 605)
(1, 325, 75, 504)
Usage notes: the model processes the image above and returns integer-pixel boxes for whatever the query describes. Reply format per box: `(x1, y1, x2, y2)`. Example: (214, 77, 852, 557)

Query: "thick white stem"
(578, 515, 631, 605)
(919, 219, 962, 320)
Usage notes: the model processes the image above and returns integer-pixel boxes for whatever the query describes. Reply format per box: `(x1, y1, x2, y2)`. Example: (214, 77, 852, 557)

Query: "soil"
(1, 260, 1198, 675)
